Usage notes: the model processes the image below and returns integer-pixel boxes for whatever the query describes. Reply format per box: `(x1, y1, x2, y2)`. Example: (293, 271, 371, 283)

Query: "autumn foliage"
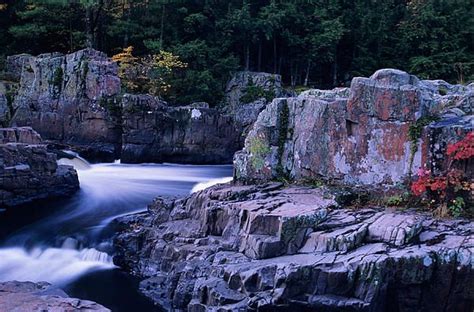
(411, 132, 473, 216)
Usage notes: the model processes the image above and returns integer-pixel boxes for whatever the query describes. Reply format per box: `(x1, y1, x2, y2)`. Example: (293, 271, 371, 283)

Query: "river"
(0, 160, 233, 311)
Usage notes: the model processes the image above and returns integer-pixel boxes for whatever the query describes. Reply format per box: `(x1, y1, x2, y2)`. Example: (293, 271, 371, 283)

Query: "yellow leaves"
(0, 4, 7, 11)
(112, 46, 186, 97)
(150, 51, 187, 71)
(112, 46, 139, 64)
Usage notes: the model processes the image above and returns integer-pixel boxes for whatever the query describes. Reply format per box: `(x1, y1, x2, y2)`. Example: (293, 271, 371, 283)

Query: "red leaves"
(447, 132, 474, 160)
(411, 133, 473, 199)
(410, 173, 447, 196)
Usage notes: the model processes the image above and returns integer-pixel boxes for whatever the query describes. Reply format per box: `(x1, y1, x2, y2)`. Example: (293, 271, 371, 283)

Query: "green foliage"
(51, 67, 63, 97)
(448, 197, 465, 218)
(249, 136, 270, 171)
(386, 195, 404, 207)
(0, 0, 472, 104)
(240, 84, 275, 104)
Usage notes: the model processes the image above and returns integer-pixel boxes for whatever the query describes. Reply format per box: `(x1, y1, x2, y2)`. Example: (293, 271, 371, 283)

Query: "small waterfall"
(58, 150, 91, 170)
(0, 161, 233, 288)
(0, 246, 115, 286)
(191, 177, 233, 193)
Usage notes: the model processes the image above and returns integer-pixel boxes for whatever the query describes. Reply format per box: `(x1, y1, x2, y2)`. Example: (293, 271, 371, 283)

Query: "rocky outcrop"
(8, 49, 122, 161)
(0, 127, 79, 208)
(113, 183, 474, 311)
(235, 69, 473, 185)
(121, 94, 240, 164)
(0, 281, 110, 311)
(224, 71, 285, 136)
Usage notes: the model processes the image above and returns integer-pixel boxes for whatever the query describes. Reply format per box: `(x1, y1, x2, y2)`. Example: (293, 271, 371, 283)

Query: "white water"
(191, 177, 233, 193)
(0, 160, 232, 286)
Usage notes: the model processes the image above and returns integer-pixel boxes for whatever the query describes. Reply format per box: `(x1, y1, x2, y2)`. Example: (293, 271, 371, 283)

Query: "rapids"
(0, 158, 232, 310)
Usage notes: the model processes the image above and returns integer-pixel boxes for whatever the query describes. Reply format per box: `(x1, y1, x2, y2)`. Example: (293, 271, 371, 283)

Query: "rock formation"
(121, 94, 240, 164)
(0, 281, 110, 311)
(3, 51, 281, 164)
(7, 49, 122, 161)
(234, 69, 473, 185)
(0, 127, 79, 208)
(224, 71, 285, 137)
(113, 183, 474, 311)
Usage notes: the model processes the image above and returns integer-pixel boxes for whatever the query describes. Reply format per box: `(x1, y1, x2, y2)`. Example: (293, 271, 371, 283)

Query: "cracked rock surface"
(113, 183, 474, 311)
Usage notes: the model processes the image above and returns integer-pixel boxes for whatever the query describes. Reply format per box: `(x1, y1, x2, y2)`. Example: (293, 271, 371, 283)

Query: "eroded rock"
(113, 184, 474, 311)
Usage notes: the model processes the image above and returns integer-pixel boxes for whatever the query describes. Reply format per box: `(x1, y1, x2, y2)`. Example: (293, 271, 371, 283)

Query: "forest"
(0, 0, 473, 105)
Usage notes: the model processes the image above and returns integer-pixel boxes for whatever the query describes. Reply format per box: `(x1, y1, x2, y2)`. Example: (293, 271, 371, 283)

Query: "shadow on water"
(0, 161, 233, 311)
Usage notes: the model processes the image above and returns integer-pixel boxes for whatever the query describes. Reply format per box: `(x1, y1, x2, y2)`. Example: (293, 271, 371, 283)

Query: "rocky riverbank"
(113, 182, 473, 311)
(0, 127, 79, 208)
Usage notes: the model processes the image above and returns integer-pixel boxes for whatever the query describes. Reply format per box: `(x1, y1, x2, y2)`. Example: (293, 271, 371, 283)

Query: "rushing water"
(0, 159, 233, 311)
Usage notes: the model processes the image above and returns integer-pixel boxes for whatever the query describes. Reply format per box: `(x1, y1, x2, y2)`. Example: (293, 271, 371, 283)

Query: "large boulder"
(113, 183, 474, 311)
(0, 281, 110, 311)
(235, 69, 473, 185)
(121, 94, 240, 164)
(224, 71, 284, 137)
(8, 49, 122, 161)
(0, 127, 79, 208)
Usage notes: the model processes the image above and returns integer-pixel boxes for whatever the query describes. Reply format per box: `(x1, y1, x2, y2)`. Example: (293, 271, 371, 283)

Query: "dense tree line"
(0, 0, 472, 105)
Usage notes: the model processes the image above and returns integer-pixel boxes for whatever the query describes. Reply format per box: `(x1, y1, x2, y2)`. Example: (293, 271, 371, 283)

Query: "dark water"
(0, 161, 233, 311)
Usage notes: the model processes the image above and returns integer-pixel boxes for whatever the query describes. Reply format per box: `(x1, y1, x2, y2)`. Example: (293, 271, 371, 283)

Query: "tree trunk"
(85, 6, 93, 48)
(257, 42, 262, 72)
(278, 56, 282, 75)
(273, 36, 277, 74)
(333, 55, 338, 86)
(245, 44, 250, 71)
(159, 4, 165, 50)
(304, 60, 311, 86)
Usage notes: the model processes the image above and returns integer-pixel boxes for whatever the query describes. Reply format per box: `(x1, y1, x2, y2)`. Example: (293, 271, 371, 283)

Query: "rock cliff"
(0, 281, 110, 311)
(7, 49, 122, 161)
(121, 94, 240, 164)
(0, 127, 79, 208)
(234, 69, 473, 185)
(113, 183, 474, 311)
(3, 51, 276, 164)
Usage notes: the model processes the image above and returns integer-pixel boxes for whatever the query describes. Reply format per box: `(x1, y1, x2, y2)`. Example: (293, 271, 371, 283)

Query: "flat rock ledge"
(0, 281, 110, 311)
(113, 183, 474, 312)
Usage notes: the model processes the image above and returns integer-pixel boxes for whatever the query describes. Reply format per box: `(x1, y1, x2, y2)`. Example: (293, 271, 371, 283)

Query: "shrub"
(411, 132, 473, 217)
